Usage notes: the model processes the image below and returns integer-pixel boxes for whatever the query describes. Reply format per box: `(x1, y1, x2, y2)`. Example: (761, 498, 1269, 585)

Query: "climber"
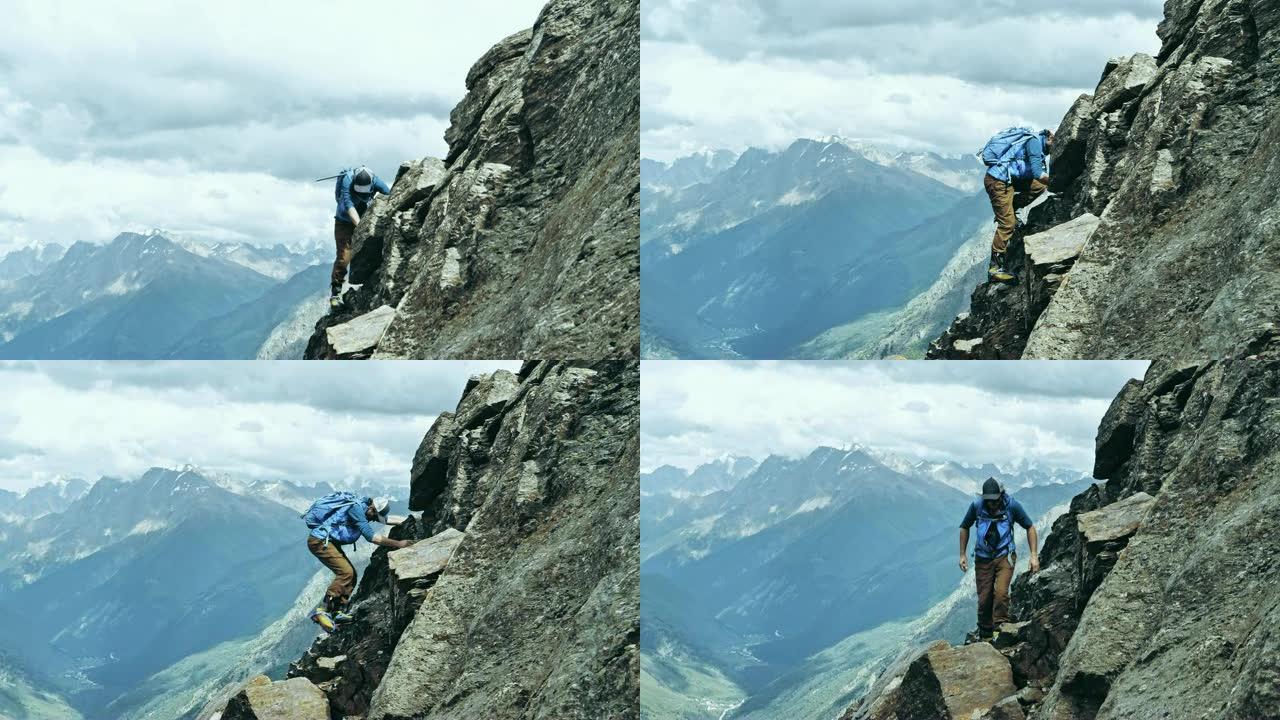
(958, 478, 1039, 642)
(301, 492, 410, 632)
(328, 166, 391, 310)
(979, 128, 1054, 282)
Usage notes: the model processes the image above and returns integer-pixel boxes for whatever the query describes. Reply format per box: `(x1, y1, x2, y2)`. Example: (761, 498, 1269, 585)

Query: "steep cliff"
(219, 361, 639, 720)
(307, 0, 639, 360)
(842, 359, 1280, 719)
(930, 0, 1280, 360)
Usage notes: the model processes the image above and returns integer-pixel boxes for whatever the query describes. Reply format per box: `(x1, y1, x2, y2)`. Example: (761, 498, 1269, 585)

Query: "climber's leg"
(331, 220, 355, 299)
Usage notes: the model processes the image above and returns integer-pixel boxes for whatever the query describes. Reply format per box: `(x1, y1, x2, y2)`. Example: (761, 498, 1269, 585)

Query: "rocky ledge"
(931, 0, 1280, 360)
(307, 0, 639, 360)
(844, 358, 1280, 719)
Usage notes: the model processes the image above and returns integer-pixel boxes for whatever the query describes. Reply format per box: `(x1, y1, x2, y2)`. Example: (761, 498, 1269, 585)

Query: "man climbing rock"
(980, 128, 1053, 282)
(329, 166, 391, 309)
(301, 492, 409, 632)
(958, 478, 1039, 641)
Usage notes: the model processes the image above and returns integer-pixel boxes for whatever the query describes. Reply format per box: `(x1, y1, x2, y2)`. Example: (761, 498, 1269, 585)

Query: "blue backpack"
(979, 127, 1041, 182)
(301, 491, 366, 547)
(972, 497, 1015, 560)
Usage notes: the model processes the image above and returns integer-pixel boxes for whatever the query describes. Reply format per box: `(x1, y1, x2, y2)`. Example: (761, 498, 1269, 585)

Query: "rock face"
(220, 676, 328, 720)
(931, 0, 1280, 360)
(289, 361, 640, 720)
(846, 360, 1280, 720)
(307, 0, 639, 360)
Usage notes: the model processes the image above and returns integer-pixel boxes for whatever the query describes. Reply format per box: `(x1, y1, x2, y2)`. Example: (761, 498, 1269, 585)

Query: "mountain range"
(641, 138, 991, 359)
(0, 468, 404, 720)
(641, 446, 1091, 719)
(0, 231, 329, 360)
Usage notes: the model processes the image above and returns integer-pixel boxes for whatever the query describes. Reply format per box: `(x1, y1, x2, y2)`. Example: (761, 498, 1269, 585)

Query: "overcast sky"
(642, 0, 1165, 161)
(0, 0, 546, 255)
(642, 360, 1149, 473)
(0, 360, 520, 493)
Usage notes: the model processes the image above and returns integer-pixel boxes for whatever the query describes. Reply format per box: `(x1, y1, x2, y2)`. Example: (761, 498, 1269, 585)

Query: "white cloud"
(0, 0, 547, 252)
(0, 360, 521, 493)
(640, 3, 1164, 161)
(640, 360, 1148, 473)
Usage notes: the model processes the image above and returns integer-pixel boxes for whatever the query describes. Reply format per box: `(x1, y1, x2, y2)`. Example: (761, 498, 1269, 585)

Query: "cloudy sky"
(642, 360, 1149, 473)
(0, 360, 520, 493)
(0, 0, 546, 255)
(642, 0, 1165, 161)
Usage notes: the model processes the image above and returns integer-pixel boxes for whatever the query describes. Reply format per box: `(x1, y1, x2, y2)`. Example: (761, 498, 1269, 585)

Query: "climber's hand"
(1029, 556, 1041, 574)
(959, 555, 968, 573)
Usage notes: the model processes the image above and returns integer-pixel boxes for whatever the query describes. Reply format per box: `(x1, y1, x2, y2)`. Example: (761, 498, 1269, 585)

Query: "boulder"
(1092, 54, 1156, 112)
(848, 641, 1017, 720)
(322, 305, 397, 359)
(388, 528, 464, 588)
(978, 696, 1026, 720)
(409, 412, 459, 511)
(1023, 214, 1099, 271)
(221, 676, 328, 720)
(452, 370, 519, 430)
(1076, 492, 1155, 548)
(1092, 379, 1146, 479)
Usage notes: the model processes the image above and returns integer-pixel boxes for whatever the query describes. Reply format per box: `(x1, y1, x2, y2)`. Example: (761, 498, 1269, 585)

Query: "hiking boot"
(309, 607, 336, 633)
(988, 251, 1016, 283)
(332, 609, 355, 623)
(329, 294, 343, 311)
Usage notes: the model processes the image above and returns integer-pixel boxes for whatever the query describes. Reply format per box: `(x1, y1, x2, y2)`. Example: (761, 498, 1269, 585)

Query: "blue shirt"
(308, 502, 377, 544)
(986, 134, 1048, 183)
(334, 168, 392, 223)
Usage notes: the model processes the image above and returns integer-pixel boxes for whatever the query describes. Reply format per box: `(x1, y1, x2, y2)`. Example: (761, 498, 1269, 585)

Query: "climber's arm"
(1028, 136, 1049, 181)
(372, 534, 410, 549)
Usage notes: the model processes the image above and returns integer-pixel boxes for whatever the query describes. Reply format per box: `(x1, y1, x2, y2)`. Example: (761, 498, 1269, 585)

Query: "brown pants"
(331, 220, 355, 293)
(985, 174, 1047, 254)
(975, 553, 1015, 634)
(308, 536, 357, 610)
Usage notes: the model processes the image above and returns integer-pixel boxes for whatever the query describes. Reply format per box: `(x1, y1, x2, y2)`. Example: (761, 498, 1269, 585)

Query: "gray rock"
(845, 641, 1017, 720)
(1092, 54, 1156, 112)
(1092, 379, 1147, 478)
(221, 676, 328, 720)
(1034, 361, 1280, 718)
(1023, 214, 1099, 270)
(387, 528, 464, 586)
(322, 305, 396, 358)
(452, 370, 519, 430)
(1075, 492, 1154, 547)
(307, 0, 639, 360)
(979, 696, 1026, 720)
